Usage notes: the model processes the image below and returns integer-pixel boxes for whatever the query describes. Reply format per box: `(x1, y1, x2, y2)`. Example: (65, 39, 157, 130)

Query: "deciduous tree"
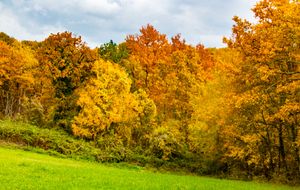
(0, 40, 37, 120)
(223, 0, 300, 180)
(36, 32, 96, 131)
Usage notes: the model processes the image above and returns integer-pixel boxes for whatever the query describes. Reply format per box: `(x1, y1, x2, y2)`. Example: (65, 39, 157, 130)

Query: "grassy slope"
(0, 148, 298, 190)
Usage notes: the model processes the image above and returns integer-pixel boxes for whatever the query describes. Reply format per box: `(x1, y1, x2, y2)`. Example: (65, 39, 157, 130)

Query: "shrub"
(148, 127, 183, 160)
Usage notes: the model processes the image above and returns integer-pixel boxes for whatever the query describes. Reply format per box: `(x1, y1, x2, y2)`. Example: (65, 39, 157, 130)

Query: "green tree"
(97, 40, 129, 66)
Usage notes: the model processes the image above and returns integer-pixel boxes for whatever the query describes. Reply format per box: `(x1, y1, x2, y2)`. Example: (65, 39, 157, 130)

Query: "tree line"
(1, 0, 300, 184)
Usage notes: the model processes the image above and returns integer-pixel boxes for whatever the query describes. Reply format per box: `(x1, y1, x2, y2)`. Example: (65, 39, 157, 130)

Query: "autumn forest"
(1, 0, 300, 185)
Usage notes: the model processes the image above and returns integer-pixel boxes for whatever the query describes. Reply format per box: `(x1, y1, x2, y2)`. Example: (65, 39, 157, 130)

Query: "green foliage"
(21, 96, 45, 126)
(98, 40, 129, 66)
(0, 120, 204, 175)
(48, 94, 79, 133)
(96, 134, 133, 162)
(0, 119, 98, 160)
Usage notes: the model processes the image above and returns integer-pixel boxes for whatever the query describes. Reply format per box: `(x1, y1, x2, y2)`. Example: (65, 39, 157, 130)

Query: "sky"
(0, 0, 259, 49)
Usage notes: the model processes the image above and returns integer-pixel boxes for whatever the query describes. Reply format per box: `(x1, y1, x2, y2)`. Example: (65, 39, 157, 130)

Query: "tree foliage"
(36, 31, 96, 98)
(71, 59, 156, 142)
(97, 40, 129, 66)
(2, 0, 300, 183)
(36, 32, 96, 131)
(0, 40, 37, 120)
(223, 0, 300, 181)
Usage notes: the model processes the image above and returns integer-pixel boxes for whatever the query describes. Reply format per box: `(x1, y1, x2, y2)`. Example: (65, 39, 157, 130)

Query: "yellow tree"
(190, 47, 245, 175)
(223, 0, 300, 180)
(166, 46, 204, 142)
(72, 59, 156, 143)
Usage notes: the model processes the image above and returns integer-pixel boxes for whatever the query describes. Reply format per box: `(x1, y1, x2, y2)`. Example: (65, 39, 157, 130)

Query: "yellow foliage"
(72, 59, 132, 139)
(72, 59, 156, 142)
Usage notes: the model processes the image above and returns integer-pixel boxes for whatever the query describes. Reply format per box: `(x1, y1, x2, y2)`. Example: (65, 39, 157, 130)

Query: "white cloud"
(121, 0, 170, 13)
(81, 34, 102, 48)
(0, 2, 66, 42)
(80, 0, 121, 14)
(0, 0, 259, 48)
(0, 4, 24, 39)
(39, 24, 66, 37)
(19, 0, 121, 16)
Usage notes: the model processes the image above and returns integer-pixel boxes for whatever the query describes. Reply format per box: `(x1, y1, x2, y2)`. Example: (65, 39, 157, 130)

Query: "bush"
(21, 97, 45, 126)
(0, 119, 206, 176)
(96, 134, 133, 162)
(0, 119, 98, 161)
(148, 127, 183, 160)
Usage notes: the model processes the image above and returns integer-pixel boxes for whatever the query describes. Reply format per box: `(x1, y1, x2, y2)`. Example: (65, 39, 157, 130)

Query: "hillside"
(0, 147, 297, 190)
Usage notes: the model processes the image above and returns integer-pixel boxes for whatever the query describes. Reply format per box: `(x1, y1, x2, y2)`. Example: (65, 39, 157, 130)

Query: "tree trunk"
(278, 123, 287, 171)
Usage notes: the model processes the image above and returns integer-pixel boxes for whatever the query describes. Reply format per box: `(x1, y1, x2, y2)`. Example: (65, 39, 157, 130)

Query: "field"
(0, 148, 298, 190)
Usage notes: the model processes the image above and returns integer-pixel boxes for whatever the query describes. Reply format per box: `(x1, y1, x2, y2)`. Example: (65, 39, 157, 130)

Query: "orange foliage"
(222, 0, 300, 179)
(0, 40, 37, 119)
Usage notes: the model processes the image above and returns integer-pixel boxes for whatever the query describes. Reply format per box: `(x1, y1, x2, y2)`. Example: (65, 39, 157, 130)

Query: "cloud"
(18, 0, 121, 16)
(80, 0, 121, 14)
(0, 0, 259, 48)
(0, 1, 66, 42)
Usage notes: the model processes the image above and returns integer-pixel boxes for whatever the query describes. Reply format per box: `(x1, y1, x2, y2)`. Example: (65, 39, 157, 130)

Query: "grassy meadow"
(0, 147, 298, 190)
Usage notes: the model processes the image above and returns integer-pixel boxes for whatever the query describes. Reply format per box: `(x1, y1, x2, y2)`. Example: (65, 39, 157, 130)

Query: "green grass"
(0, 148, 298, 190)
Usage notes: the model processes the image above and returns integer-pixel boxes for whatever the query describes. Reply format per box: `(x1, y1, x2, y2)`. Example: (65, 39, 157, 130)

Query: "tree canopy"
(1, 1, 300, 184)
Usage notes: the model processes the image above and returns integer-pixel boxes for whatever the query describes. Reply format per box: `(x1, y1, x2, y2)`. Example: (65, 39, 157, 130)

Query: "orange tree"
(125, 25, 217, 160)
(0, 39, 37, 120)
(36, 32, 96, 132)
(125, 24, 170, 93)
(223, 0, 300, 181)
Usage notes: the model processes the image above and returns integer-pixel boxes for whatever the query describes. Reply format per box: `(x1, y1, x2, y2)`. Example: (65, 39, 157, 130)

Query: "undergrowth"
(1, 120, 300, 187)
(0, 119, 202, 175)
